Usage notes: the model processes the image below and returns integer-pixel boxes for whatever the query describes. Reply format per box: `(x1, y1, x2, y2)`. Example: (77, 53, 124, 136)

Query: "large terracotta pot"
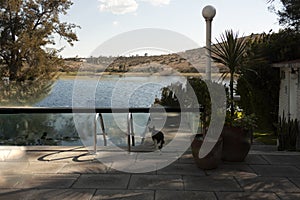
(191, 134, 223, 170)
(221, 126, 251, 162)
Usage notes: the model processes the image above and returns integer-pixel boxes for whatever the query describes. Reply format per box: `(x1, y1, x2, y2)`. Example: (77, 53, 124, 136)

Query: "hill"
(61, 47, 226, 75)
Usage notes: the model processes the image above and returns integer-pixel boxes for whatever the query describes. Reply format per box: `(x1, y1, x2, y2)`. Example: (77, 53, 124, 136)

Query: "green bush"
(158, 77, 211, 128)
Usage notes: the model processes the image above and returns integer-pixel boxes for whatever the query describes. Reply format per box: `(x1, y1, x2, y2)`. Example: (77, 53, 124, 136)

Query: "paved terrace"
(1, 144, 300, 200)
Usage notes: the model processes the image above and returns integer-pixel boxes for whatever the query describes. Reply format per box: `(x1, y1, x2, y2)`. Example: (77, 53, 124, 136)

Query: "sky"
(54, 0, 283, 58)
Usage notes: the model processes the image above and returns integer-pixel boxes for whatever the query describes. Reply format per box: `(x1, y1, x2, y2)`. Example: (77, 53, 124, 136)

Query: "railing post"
(93, 113, 99, 154)
(127, 113, 131, 152)
(99, 113, 107, 146)
(130, 113, 135, 146)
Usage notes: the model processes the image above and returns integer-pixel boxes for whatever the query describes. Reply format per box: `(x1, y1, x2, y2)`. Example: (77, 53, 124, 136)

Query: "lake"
(35, 75, 186, 108)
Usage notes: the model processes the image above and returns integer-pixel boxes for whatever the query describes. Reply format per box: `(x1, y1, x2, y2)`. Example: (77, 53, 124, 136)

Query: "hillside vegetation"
(61, 48, 226, 75)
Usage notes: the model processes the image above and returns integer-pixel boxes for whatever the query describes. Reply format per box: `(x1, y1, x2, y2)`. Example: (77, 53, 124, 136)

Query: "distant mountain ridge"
(62, 46, 225, 74)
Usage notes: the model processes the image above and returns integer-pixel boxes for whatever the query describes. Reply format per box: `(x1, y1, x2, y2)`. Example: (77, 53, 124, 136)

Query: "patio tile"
(72, 152, 97, 162)
(109, 163, 158, 174)
(176, 153, 195, 164)
(221, 155, 269, 165)
(276, 192, 300, 200)
(106, 168, 141, 174)
(103, 151, 182, 174)
(4, 145, 300, 199)
(128, 175, 183, 190)
(205, 164, 256, 178)
(0, 175, 23, 189)
(92, 190, 154, 200)
(35, 151, 85, 162)
(72, 174, 130, 189)
(107, 168, 155, 175)
(95, 151, 138, 173)
(24, 146, 82, 151)
(0, 149, 28, 162)
(157, 163, 205, 176)
(0, 161, 30, 174)
(0, 189, 95, 200)
(243, 155, 269, 165)
(22, 161, 66, 174)
(237, 177, 300, 192)
(0, 174, 79, 189)
(155, 190, 217, 200)
(262, 155, 300, 165)
(23, 148, 89, 162)
(18, 174, 79, 189)
(287, 177, 300, 188)
(0, 150, 11, 161)
(250, 145, 278, 153)
(216, 192, 280, 200)
(250, 165, 300, 177)
(183, 176, 242, 191)
(22, 151, 58, 162)
(135, 151, 181, 164)
(58, 161, 108, 174)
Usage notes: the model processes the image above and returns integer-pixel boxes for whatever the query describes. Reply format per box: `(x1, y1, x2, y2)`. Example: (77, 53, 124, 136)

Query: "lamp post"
(202, 5, 216, 81)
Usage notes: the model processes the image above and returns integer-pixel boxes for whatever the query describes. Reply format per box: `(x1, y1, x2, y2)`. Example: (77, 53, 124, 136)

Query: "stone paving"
(1, 144, 300, 200)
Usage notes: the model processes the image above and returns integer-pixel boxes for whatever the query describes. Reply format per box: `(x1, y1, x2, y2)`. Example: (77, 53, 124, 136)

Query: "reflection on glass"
(0, 78, 55, 106)
(0, 113, 150, 147)
(0, 114, 78, 146)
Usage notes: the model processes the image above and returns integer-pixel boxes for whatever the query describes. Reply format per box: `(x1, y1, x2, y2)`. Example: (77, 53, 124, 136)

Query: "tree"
(0, 0, 79, 80)
(209, 30, 248, 118)
(268, 0, 300, 31)
(236, 29, 300, 129)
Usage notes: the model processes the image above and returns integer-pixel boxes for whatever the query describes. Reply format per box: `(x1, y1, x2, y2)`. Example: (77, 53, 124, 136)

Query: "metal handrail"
(0, 107, 204, 154)
(0, 107, 203, 114)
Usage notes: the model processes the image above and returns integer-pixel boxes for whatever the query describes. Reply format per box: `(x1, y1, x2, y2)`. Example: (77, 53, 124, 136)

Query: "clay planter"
(191, 134, 223, 170)
(221, 126, 251, 162)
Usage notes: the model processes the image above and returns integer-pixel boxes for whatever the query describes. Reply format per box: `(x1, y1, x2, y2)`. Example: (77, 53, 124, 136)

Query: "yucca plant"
(277, 114, 300, 151)
(209, 30, 248, 118)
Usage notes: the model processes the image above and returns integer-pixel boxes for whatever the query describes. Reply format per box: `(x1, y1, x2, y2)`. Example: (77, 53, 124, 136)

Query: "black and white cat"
(149, 126, 165, 150)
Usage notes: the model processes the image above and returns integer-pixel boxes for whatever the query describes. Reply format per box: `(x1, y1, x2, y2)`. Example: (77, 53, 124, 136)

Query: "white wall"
(279, 68, 289, 118)
(279, 68, 299, 120)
